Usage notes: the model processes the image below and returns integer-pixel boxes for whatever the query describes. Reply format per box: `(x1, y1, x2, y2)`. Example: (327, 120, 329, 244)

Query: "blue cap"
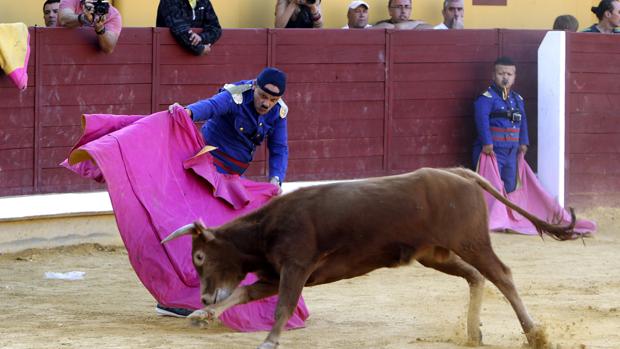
(256, 67, 287, 97)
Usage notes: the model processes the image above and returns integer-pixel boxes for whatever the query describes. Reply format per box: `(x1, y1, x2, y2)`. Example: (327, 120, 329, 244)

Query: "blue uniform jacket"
(187, 80, 289, 181)
(474, 84, 529, 149)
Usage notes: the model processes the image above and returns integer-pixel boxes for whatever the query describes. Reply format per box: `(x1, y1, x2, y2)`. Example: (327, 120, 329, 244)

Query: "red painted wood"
(1, 108, 34, 128)
(41, 84, 151, 106)
(0, 169, 33, 189)
(0, 129, 34, 150)
(0, 149, 33, 171)
(42, 64, 152, 86)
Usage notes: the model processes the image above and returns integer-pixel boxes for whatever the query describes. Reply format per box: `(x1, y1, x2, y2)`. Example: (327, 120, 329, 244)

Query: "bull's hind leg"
(418, 248, 485, 346)
(457, 245, 548, 349)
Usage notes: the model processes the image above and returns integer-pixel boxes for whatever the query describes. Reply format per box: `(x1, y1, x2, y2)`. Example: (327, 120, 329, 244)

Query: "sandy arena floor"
(0, 207, 618, 349)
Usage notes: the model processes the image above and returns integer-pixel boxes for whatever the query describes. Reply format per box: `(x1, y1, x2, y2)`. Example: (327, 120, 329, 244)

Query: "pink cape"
(62, 107, 309, 331)
(477, 153, 595, 235)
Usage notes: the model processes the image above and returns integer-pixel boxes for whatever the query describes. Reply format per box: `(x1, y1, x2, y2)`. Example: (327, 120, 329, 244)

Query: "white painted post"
(537, 31, 566, 206)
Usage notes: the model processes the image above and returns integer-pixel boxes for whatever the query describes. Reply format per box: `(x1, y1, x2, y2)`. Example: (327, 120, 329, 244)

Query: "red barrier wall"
(0, 28, 544, 198)
(566, 33, 620, 207)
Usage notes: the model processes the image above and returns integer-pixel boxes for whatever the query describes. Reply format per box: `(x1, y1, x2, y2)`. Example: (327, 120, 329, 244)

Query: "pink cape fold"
(62, 108, 309, 332)
(477, 153, 595, 235)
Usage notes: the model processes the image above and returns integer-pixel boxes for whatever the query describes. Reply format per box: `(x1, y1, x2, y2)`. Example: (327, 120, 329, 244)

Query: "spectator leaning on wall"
(374, 0, 431, 30)
(583, 0, 620, 33)
(43, 0, 61, 27)
(434, 0, 464, 30)
(58, 0, 122, 54)
(156, 0, 222, 56)
(343, 0, 371, 29)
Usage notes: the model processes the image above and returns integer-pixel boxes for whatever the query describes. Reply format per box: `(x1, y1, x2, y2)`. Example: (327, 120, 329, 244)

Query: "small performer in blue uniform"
(172, 67, 289, 187)
(473, 56, 528, 193)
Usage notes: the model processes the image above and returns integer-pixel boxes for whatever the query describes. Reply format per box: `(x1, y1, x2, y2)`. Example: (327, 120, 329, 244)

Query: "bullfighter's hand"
(168, 103, 192, 118)
(519, 145, 528, 155)
(482, 144, 494, 155)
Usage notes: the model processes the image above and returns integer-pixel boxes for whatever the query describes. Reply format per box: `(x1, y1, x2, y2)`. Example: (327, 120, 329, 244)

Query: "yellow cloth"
(0, 23, 29, 76)
(188, 0, 197, 9)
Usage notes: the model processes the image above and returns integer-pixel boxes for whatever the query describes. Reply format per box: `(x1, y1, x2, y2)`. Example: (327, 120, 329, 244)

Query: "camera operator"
(156, 0, 222, 56)
(275, 0, 323, 28)
(473, 56, 529, 193)
(58, 0, 122, 54)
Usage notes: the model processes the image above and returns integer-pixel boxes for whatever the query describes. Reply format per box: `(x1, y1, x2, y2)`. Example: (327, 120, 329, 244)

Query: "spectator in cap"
(167, 67, 290, 194)
(275, 0, 323, 28)
(156, 0, 222, 56)
(374, 0, 431, 29)
(343, 0, 372, 29)
(434, 0, 464, 30)
(583, 0, 620, 33)
(43, 0, 60, 27)
(553, 14, 579, 32)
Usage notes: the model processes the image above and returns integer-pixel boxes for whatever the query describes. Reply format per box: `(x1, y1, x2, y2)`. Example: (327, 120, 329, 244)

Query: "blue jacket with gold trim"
(474, 84, 529, 148)
(187, 80, 289, 181)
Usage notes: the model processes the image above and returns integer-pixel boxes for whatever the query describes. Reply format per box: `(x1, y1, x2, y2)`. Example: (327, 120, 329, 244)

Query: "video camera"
(92, 0, 110, 16)
(80, 0, 110, 16)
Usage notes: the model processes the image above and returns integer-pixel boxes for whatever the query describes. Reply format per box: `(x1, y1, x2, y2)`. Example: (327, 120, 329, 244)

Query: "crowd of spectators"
(35, 0, 620, 54)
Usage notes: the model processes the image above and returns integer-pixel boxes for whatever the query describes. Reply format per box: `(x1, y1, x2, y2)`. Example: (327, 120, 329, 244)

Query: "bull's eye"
(193, 251, 206, 266)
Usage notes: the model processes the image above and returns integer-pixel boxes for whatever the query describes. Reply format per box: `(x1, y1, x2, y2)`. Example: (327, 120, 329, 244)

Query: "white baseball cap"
(348, 0, 370, 10)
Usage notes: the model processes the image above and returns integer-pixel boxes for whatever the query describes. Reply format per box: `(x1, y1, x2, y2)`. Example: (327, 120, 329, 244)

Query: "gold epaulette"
(222, 83, 252, 104)
(277, 99, 288, 118)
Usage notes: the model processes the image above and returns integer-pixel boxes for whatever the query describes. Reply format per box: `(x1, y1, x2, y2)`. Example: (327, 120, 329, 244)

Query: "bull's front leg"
(259, 265, 310, 349)
(188, 281, 279, 326)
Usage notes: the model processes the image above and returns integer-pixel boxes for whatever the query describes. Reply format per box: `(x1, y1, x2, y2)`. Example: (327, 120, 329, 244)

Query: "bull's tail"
(446, 168, 578, 241)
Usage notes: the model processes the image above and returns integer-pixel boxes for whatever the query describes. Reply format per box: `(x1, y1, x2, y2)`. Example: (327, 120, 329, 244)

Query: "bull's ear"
(195, 221, 215, 243)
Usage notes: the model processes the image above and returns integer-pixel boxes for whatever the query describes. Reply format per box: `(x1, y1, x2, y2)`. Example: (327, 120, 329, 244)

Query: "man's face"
(388, 0, 412, 23)
(348, 5, 369, 28)
(253, 84, 281, 115)
(44, 2, 60, 27)
(442, 0, 464, 27)
(605, 1, 620, 28)
(493, 64, 516, 90)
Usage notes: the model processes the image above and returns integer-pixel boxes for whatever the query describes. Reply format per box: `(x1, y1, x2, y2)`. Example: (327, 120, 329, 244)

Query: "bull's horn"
(161, 223, 197, 244)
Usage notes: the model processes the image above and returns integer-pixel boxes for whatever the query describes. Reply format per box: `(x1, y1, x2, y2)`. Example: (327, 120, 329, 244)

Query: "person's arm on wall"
(93, 14, 120, 54)
(275, 0, 299, 28)
(199, 1, 222, 46)
(159, 0, 208, 55)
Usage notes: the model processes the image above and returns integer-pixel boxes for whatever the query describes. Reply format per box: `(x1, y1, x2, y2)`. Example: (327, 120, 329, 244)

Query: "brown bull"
(162, 167, 577, 349)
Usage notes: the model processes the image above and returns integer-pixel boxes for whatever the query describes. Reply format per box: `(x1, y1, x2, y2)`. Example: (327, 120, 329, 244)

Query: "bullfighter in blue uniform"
(172, 67, 289, 187)
(473, 56, 529, 193)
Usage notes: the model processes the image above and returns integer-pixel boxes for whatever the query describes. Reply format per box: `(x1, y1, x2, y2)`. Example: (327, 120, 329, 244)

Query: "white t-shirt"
(434, 23, 449, 30)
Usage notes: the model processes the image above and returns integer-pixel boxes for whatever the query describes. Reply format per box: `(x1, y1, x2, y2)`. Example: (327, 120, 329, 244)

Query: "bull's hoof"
(525, 325, 550, 349)
(466, 329, 483, 347)
(257, 340, 279, 349)
(188, 308, 216, 328)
